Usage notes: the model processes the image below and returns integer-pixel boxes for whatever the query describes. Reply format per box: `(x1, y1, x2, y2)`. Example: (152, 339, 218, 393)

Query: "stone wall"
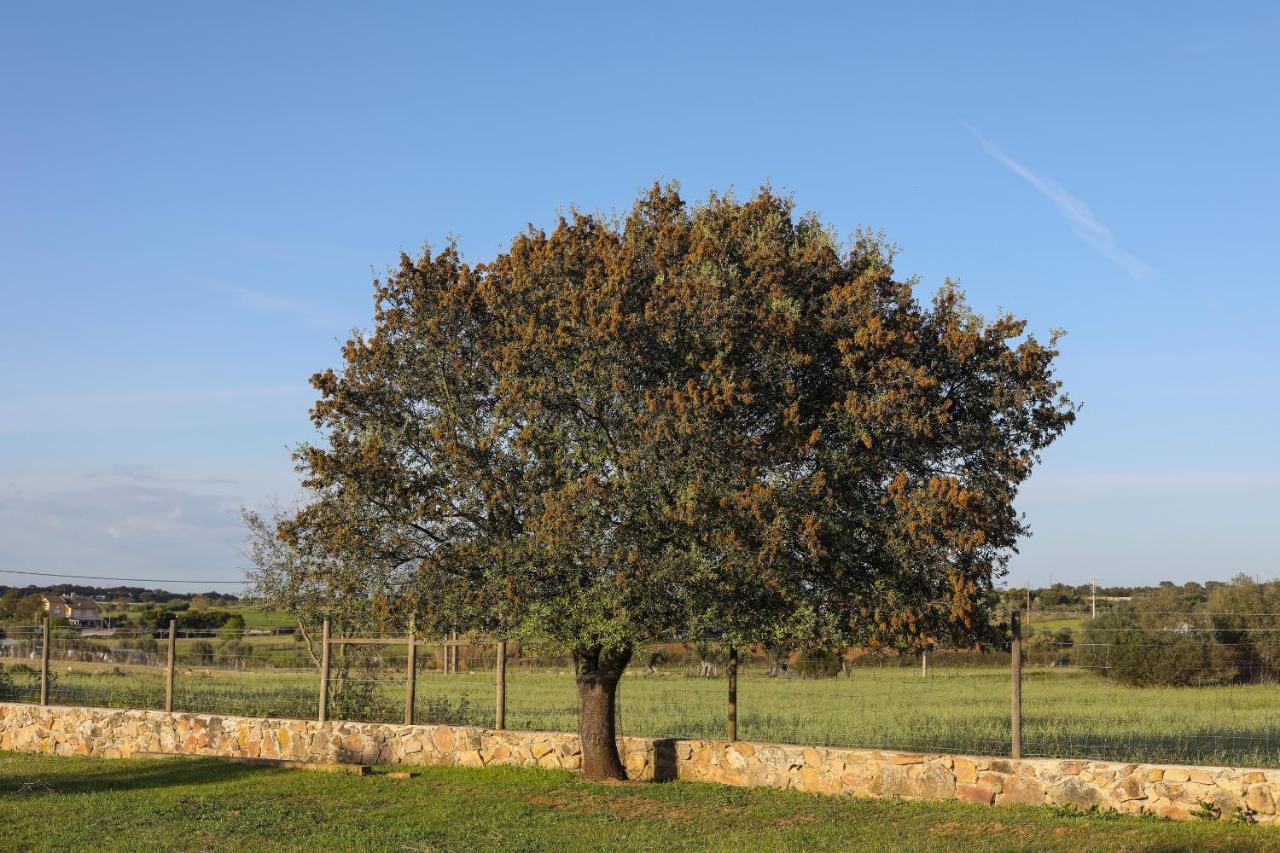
(1, 702, 1275, 823)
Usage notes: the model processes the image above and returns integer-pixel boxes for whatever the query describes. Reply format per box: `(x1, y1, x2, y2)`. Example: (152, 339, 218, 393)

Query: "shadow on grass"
(0, 755, 273, 796)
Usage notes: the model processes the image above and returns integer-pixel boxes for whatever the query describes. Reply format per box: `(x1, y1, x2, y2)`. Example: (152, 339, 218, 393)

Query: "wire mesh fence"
(4, 611, 1280, 768)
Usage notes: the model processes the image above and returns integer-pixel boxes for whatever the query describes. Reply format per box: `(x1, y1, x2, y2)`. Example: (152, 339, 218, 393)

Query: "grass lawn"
(223, 606, 302, 630)
(1, 752, 1277, 851)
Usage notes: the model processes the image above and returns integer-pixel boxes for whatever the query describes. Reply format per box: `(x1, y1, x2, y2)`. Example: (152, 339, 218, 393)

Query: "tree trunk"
(574, 644, 632, 781)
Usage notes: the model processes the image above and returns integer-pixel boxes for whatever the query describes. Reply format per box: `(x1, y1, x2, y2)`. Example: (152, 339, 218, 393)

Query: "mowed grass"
(2, 751, 1277, 852)
(10, 660, 1280, 768)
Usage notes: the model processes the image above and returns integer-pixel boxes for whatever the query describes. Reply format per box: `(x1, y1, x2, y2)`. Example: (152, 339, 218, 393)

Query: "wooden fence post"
(727, 646, 738, 742)
(318, 617, 331, 723)
(39, 616, 50, 706)
(495, 640, 507, 730)
(405, 615, 416, 726)
(164, 619, 177, 712)
(1011, 610, 1023, 759)
(921, 650, 928, 678)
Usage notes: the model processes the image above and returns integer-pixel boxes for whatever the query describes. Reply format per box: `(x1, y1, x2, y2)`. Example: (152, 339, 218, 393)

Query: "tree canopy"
(284, 183, 1075, 777)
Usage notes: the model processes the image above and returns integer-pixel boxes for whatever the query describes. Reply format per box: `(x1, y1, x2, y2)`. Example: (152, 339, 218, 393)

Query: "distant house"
(42, 594, 106, 627)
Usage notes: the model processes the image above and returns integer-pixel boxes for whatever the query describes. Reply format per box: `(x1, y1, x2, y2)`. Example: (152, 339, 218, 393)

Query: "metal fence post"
(39, 616, 50, 706)
(405, 615, 416, 726)
(727, 645, 738, 742)
(318, 617, 331, 723)
(164, 619, 177, 712)
(495, 640, 507, 730)
(1011, 610, 1023, 759)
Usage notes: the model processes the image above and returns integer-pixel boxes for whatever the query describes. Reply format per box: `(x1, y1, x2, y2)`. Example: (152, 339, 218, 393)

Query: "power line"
(0, 568, 248, 586)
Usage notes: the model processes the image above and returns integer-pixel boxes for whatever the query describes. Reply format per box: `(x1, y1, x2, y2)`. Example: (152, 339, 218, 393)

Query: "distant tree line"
(1012, 576, 1280, 687)
(0, 584, 239, 605)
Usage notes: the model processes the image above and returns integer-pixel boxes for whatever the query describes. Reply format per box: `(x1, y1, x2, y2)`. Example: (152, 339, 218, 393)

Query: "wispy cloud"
(0, 481, 258, 590)
(962, 122, 1155, 282)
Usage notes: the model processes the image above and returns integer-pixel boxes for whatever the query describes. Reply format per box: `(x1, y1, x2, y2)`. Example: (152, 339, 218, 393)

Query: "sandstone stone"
(912, 764, 955, 799)
(1049, 777, 1104, 809)
(1149, 800, 1193, 821)
(868, 764, 913, 798)
(953, 757, 977, 784)
(431, 727, 456, 753)
(956, 784, 995, 805)
(1001, 777, 1045, 806)
(1188, 769, 1214, 786)
(1164, 768, 1190, 783)
(624, 751, 648, 775)
(1247, 785, 1275, 815)
(1111, 774, 1145, 802)
(976, 773, 1005, 794)
(1206, 788, 1242, 816)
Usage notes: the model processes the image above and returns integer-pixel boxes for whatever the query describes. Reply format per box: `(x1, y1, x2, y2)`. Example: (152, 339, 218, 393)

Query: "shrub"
(184, 640, 216, 666)
(1025, 628, 1074, 665)
(794, 649, 842, 679)
(214, 640, 253, 667)
(1078, 615, 1240, 687)
(220, 615, 246, 644)
(177, 609, 235, 630)
(329, 676, 398, 722)
(418, 695, 477, 726)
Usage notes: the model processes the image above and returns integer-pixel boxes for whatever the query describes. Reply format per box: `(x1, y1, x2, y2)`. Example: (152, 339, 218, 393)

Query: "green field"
(7, 658, 1280, 768)
(2, 751, 1276, 851)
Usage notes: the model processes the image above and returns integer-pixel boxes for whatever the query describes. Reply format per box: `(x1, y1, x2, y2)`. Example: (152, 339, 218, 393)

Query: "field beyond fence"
(4, 611, 1280, 769)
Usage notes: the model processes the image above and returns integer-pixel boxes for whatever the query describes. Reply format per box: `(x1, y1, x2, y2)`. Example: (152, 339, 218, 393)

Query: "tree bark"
(574, 644, 632, 781)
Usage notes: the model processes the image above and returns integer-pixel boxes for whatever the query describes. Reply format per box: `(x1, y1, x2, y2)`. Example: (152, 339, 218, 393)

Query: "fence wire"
(4, 612, 1280, 768)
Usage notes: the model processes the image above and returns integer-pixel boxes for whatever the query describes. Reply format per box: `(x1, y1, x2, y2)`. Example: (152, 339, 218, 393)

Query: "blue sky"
(2, 2, 1277, 592)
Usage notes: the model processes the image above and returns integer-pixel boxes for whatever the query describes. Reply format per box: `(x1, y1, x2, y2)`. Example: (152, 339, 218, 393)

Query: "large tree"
(285, 184, 1075, 779)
